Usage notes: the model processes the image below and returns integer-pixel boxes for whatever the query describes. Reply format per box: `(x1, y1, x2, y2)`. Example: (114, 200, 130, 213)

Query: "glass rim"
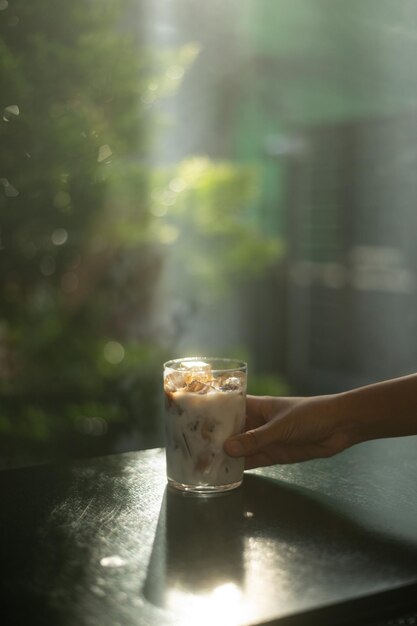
(163, 356, 247, 373)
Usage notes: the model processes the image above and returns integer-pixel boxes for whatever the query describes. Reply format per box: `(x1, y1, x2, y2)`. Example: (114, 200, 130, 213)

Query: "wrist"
(321, 392, 365, 447)
(332, 388, 387, 445)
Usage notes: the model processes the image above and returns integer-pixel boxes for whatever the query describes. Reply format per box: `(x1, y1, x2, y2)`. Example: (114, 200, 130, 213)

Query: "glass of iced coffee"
(163, 357, 247, 494)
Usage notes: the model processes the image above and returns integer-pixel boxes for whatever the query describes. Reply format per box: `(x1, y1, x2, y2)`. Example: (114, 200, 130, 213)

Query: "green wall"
(233, 0, 417, 234)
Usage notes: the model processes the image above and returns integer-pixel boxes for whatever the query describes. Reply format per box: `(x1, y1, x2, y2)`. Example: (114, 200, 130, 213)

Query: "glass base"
(167, 477, 242, 495)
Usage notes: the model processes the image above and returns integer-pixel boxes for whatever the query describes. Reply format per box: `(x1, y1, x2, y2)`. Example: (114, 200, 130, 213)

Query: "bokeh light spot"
(51, 228, 68, 246)
(103, 341, 125, 364)
(166, 65, 185, 80)
(97, 144, 112, 162)
(0, 178, 19, 197)
(2, 104, 19, 121)
(169, 177, 186, 193)
(150, 204, 168, 217)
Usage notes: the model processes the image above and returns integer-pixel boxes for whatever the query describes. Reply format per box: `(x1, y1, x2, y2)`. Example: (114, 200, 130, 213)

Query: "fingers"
(246, 395, 294, 422)
(224, 422, 273, 457)
(242, 396, 277, 434)
(225, 397, 288, 457)
(225, 395, 341, 469)
(224, 395, 302, 462)
(245, 395, 267, 419)
(244, 396, 266, 430)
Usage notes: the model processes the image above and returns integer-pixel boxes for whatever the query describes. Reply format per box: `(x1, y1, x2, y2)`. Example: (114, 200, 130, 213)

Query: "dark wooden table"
(1, 437, 417, 626)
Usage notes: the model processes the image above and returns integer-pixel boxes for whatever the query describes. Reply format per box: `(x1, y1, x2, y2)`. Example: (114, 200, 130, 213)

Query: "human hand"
(224, 394, 351, 469)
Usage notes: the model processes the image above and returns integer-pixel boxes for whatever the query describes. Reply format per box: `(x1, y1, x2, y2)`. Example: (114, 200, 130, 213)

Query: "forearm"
(335, 373, 417, 444)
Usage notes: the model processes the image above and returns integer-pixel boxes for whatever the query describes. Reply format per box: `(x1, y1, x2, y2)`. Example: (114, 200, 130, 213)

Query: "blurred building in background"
(161, 0, 417, 393)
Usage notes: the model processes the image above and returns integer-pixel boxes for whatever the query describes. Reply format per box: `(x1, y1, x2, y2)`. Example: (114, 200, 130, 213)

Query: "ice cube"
(164, 371, 187, 392)
(180, 360, 212, 384)
(180, 360, 210, 370)
(216, 371, 245, 392)
(186, 379, 210, 393)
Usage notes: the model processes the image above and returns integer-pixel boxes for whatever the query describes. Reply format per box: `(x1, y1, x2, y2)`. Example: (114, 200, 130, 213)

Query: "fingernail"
(226, 439, 244, 456)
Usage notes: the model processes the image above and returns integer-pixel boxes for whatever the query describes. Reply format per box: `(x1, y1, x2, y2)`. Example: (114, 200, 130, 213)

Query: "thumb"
(224, 423, 273, 457)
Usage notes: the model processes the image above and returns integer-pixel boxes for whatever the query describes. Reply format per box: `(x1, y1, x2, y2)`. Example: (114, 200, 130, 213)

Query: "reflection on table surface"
(1, 444, 417, 626)
(142, 446, 417, 626)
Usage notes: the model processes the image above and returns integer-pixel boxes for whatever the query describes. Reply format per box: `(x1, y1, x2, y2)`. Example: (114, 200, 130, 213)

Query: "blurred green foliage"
(0, 0, 282, 467)
(247, 374, 290, 397)
(149, 157, 281, 297)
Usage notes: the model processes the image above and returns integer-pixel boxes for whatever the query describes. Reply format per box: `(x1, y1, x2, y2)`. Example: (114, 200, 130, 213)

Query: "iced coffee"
(163, 357, 247, 493)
